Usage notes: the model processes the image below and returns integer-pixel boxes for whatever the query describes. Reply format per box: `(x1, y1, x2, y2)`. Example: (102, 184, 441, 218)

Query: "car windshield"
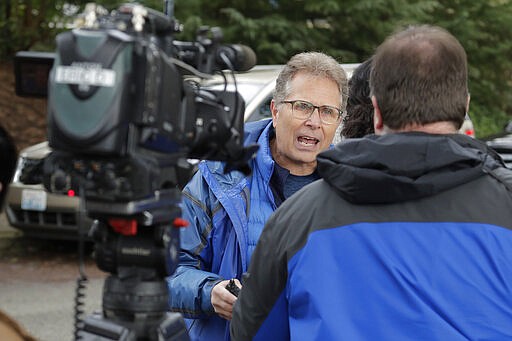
(205, 82, 268, 105)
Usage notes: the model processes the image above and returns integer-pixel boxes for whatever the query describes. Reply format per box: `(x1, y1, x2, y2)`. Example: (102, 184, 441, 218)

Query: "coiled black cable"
(73, 187, 89, 340)
(74, 273, 88, 340)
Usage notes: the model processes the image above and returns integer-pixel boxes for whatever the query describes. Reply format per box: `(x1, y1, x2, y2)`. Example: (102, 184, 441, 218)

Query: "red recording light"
(67, 189, 76, 197)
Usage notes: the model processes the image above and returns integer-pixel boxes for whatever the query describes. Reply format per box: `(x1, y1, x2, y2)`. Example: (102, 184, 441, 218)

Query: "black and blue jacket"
(231, 132, 512, 340)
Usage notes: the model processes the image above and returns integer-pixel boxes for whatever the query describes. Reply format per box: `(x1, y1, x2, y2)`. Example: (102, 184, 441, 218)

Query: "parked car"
(483, 120, 512, 169)
(4, 64, 360, 240)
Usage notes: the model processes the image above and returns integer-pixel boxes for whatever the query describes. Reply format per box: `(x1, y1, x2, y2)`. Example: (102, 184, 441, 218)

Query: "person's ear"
(372, 96, 384, 135)
(270, 99, 279, 127)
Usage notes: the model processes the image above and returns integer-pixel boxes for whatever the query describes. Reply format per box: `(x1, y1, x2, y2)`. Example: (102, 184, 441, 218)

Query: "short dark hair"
(0, 125, 17, 208)
(341, 57, 374, 138)
(370, 25, 468, 130)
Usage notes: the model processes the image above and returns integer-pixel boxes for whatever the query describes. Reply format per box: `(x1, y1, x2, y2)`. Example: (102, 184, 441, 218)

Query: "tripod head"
(77, 188, 189, 340)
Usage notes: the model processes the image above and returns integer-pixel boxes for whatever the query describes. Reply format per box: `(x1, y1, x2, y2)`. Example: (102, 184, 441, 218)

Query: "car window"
(206, 83, 266, 106)
(205, 81, 274, 123)
(245, 95, 272, 122)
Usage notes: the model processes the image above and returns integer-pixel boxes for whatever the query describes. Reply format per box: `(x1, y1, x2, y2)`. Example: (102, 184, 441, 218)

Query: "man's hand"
(211, 279, 242, 320)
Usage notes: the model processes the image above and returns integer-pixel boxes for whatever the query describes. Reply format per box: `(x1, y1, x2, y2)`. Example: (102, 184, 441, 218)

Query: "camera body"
(44, 3, 255, 204)
(22, 3, 258, 340)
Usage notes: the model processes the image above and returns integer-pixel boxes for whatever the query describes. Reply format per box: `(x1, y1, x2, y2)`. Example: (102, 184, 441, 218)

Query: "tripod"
(76, 189, 190, 341)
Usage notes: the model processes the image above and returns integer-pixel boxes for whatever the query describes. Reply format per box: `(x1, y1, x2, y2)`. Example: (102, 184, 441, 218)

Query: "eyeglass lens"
(288, 100, 340, 124)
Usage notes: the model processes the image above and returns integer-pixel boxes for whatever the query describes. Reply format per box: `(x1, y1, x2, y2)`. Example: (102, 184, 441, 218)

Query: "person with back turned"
(167, 52, 348, 340)
(231, 25, 512, 340)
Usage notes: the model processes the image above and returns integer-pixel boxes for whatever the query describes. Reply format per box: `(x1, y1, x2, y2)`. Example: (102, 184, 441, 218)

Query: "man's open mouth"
(298, 136, 319, 146)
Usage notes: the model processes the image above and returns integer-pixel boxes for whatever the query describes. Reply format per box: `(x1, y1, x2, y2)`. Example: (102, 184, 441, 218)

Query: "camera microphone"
(216, 44, 257, 72)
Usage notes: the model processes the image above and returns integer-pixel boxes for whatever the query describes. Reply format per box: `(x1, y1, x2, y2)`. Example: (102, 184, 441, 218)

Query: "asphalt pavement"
(0, 278, 104, 341)
(0, 211, 20, 238)
(0, 211, 104, 341)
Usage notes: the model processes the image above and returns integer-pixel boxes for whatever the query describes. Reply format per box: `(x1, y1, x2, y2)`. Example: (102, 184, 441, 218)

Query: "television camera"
(15, 2, 258, 340)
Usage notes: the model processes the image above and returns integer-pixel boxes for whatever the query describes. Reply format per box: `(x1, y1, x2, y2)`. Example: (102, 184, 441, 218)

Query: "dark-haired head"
(341, 57, 375, 138)
(370, 25, 468, 131)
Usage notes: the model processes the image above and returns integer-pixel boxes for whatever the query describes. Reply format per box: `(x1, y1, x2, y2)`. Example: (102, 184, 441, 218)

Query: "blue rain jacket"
(167, 119, 277, 340)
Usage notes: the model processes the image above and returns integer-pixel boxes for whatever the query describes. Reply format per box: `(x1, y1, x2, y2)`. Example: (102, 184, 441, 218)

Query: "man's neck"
(380, 121, 459, 135)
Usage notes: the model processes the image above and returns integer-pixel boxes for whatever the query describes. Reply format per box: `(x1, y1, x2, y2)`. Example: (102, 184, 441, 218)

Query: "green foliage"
(1, 0, 107, 59)
(172, 0, 512, 136)
(0, 0, 58, 58)
(0, 0, 160, 59)
(1, 0, 511, 135)
(423, 0, 512, 136)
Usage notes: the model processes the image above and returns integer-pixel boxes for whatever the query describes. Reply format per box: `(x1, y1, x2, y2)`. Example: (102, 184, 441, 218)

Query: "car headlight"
(13, 157, 45, 185)
(12, 157, 25, 183)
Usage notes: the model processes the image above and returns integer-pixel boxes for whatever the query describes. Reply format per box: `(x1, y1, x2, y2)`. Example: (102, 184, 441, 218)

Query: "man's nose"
(306, 107, 322, 127)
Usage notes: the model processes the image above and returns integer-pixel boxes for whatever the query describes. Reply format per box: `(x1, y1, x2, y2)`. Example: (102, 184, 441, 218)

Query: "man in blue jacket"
(167, 52, 349, 340)
(231, 25, 512, 340)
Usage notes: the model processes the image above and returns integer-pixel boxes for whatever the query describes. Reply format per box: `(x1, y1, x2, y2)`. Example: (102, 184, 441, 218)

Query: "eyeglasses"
(281, 100, 342, 125)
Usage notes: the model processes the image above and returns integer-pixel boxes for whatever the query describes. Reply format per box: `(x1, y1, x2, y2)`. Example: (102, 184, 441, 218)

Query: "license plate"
(21, 189, 47, 211)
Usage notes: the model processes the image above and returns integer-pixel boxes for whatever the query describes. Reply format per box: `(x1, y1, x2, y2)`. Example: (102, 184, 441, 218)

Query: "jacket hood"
(244, 118, 273, 145)
(317, 132, 504, 204)
(199, 119, 273, 188)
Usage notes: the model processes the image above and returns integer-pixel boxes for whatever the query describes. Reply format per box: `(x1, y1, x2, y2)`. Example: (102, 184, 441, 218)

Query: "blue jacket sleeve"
(167, 167, 223, 318)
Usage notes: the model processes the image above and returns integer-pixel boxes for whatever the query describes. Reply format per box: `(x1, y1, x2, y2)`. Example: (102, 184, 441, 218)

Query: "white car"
(5, 64, 359, 240)
(484, 120, 512, 169)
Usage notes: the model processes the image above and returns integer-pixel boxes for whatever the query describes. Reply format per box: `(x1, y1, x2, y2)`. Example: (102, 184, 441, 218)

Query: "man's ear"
(372, 96, 384, 135)
(270, 99, 279, 127)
